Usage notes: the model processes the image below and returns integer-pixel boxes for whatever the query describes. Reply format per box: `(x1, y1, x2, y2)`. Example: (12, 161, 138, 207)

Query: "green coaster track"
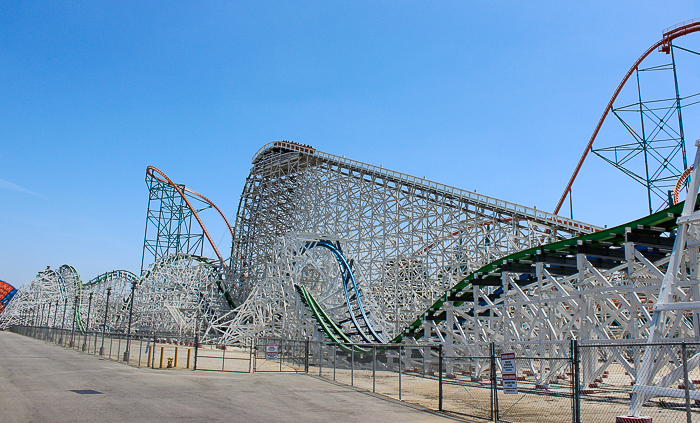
(298, 200, 691, 348)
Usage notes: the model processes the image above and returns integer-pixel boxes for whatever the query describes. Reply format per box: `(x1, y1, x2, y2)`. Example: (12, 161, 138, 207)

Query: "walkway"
(0, 331, 456, 422)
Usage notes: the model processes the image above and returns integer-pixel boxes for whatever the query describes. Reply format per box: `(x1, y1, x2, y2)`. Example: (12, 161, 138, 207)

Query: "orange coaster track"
(555, 20, 700, 215)
(146, 166, 234, 268)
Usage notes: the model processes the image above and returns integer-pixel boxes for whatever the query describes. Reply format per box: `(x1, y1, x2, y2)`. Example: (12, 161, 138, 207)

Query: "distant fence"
(8, 324, 235, 371)
(9, 325, 700, 423)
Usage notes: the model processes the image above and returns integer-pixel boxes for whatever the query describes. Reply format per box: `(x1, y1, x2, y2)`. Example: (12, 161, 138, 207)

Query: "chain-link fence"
(579, 342, 700, 423)
(10, 325, 700, 423)
(252, 337, 307, 372)
(303, 339, 700, 423)
(10, 324, 201, 369)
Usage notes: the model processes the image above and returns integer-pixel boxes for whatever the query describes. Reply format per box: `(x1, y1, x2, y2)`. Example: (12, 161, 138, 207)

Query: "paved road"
(0, 331, 456, 422)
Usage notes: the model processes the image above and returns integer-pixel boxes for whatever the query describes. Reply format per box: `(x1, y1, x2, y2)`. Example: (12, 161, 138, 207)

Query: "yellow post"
(160, 346, 165, 369)
(174, 346, 179, 368)
(187, 348, 191, 369)
(146, 345, 152, 368)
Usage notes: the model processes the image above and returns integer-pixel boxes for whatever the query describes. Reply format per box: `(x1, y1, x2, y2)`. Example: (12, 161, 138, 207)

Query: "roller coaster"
(2, 21, 700, 419)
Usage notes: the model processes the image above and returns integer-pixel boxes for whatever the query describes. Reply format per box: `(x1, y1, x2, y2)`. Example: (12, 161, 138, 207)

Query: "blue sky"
(1, 1, 699, 287)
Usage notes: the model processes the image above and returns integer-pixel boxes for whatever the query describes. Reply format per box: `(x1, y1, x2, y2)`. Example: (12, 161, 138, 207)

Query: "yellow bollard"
(174, 346, 178, 368)
(146, 345, 152, 368)
(160, 346, 165, 369)
(186, 348, 191, 369)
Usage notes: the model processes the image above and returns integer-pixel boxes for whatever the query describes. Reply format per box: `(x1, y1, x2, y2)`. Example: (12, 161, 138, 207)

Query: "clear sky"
(2, 1, 699, 287)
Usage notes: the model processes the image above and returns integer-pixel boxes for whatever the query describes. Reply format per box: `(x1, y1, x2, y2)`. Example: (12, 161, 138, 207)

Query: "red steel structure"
(0, 280, 17, 314)
(555, 20, 700, 216)
(142, 166, 236, 308)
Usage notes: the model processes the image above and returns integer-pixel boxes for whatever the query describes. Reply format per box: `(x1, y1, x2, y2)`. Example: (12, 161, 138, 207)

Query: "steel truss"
(593, 35, 699, 213)
(0, 257, 230, 342)
(0, 280, 16, 314)
(408, 141, 700, 418)
(219, 233, 389, 344)
(224, 141, 600, 343)
(556, 20, 700, 216)
(141, 168, 209, 273)
(2, 167, 235, 341)
(137, 253, 232, 339)
(0, 267, 137, 333)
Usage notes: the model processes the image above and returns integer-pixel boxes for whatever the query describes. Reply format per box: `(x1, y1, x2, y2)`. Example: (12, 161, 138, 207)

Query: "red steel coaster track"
(145, 166, 234, 268)
(554, 20, 700, 215)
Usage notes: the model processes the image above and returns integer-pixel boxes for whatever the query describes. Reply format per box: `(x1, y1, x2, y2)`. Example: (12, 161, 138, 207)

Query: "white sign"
(501, 353, 516, 374)
(501, 352, 517, 394)
(266, 343, 278, 360)
(502, 374, 518, 394)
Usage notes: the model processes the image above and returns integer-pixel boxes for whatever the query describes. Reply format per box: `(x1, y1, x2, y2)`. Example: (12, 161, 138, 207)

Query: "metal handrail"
(663, 18, 699, 36)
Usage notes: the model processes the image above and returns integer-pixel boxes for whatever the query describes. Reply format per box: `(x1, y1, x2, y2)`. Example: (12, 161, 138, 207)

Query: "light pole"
(60, 297, 68, 344)
(45, 302, 52, 340)
(52, 300, 59, 341)
(194, 310, 200, 370)
(31, 306, 36, 337)
(69, 294, 78, 347)
(124, 281, 137, 362)
(37, 304, 44, 339)
(82, 292, 93, 351)
(100, 287, 111, 355)
(61, 297, 68, 328)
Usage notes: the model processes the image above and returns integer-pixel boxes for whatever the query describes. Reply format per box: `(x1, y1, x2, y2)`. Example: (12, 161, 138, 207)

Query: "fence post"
(490, 342, 497, 422)
(194, 333, 199, 371)
(572, 339, 581, 423)
(439, 344, 443, 411)
(682, 343, 691, 423)
(319, 342, 323, 377)
(248, 338, 253, 373)
(372, 345, 376, 393)
(351, 344, 355, 386)
(333, 344, 336, 381)
(305, 339, 310, 373)
(399, 345, 402, 401)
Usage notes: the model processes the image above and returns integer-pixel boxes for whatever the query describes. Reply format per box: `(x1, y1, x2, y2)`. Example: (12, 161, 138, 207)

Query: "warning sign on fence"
(266, 343, 278, 360)
(501, 352, 517, 394)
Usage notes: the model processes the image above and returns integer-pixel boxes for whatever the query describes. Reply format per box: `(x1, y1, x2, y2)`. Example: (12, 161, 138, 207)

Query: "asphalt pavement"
(0, 330, 457, 422)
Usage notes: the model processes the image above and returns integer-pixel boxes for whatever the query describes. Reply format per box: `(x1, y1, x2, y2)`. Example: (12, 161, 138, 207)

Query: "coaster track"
(145, 166, 237, 309)
(555, 20, 700, 214)
(300, 200, 688, 347)
(2, 22, 699, 417)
